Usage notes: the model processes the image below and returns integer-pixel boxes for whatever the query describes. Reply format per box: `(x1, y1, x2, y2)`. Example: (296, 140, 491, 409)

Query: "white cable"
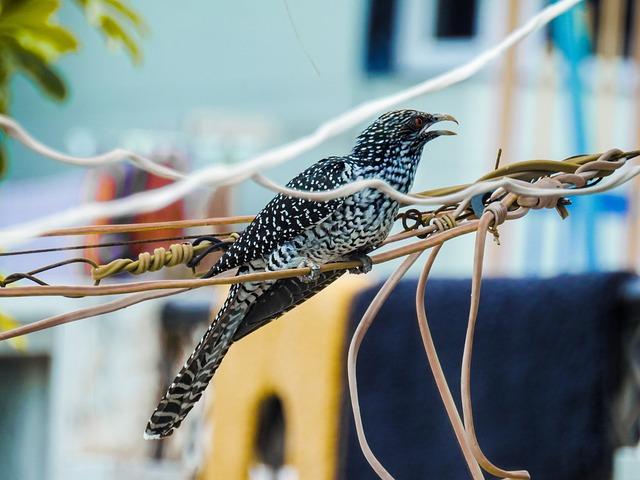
(2, 157, 637, 250)
(0, 0, 583, 248)
(252, 158, 640, 206)
(0, 115, 185, 180)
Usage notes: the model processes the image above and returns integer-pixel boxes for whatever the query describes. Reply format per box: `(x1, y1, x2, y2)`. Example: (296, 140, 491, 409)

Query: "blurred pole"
(496, 0, 521, 167)
(551, 1, 594, 270)
(523, 46, 559, 276)
(596, 0, 625, 148)
(487, 0, 520, 275)
(553, 4, 589, 152)
(598, 0, 626, 59)
(596, 0, 627, 272)
(627, 0, 640, 270)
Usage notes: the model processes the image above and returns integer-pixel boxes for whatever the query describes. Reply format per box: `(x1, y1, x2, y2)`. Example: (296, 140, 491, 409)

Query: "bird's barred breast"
(297, 187, 398, 264)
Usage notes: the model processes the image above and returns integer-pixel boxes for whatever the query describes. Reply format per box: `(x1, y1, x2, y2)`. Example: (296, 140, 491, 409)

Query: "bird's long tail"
(144, 285, 245, 439)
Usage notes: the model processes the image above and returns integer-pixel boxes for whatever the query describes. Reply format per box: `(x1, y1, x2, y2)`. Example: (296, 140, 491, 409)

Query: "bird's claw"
(299, 260, 321, 283)
(348, 254, 373, 275)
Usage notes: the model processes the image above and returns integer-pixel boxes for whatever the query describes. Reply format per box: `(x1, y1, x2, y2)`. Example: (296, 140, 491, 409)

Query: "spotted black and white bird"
(144, 109, 457, 439)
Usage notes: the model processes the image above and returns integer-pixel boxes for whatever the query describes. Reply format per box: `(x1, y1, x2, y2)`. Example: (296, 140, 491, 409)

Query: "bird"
(144, 109, 458, 439)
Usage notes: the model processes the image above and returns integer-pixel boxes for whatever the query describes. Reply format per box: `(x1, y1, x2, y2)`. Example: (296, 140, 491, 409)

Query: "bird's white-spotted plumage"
(144, 109, 456, 439)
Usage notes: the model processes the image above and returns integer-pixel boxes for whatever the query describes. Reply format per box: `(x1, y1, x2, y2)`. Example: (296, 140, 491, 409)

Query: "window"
(364, 0, 514, 76)
(435, 0, 478, 39)
(394, 0, 506, 75)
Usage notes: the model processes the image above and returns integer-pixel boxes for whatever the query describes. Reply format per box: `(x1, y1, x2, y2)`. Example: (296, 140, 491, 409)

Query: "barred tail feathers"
(144, 288, 245, 439)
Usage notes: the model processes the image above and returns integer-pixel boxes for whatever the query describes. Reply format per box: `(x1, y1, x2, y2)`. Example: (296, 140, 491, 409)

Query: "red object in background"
(84, 156, 186, 272)
(131, 171, 184, 255)
(84, 171, 119, 266)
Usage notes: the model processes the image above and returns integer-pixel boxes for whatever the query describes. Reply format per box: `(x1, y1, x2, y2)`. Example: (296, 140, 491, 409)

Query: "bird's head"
(352, 109, 458, 160)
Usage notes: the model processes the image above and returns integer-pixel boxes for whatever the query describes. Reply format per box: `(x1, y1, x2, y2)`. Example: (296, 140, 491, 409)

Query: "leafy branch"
(0, 0, 146, 176)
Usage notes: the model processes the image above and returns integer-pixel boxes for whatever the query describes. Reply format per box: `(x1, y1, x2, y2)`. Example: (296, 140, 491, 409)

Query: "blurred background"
(1, 0, 640, 479)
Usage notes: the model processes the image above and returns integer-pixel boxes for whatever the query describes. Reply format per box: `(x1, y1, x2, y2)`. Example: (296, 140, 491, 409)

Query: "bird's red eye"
(413, 116, 425, 129)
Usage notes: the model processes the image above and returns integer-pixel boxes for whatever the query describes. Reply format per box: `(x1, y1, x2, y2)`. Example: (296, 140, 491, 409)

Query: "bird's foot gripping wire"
(298, 259, 321, 283)
(346, 254, 373, 275)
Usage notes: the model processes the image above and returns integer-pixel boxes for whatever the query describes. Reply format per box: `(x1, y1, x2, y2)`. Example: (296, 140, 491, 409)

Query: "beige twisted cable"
(92, 243, 200, 281)
(516, 148, 625, 211)
(460, 201, 530, 480)
(0, 288, 190, 340)
(43, 216, 253, 237)
(419, 152, 622, 478)
(0, 222, 480, 300)
(347, 252, 424, 480)
(91, 236, 238, 281)
(516, 176, 564, 209)
(415, 245, 485, 480)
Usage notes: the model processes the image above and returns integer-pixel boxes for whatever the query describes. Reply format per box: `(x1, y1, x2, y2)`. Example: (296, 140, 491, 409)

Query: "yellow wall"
(199, 276, 368, 480)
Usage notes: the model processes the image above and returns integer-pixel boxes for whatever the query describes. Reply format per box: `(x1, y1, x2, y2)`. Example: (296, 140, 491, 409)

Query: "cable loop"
(429, 213, 457, 233)
(574, 149, 623, 174)
(483, 202, 508, 245)
(399, 209, 424, 231)
(518, 177, 563, 210)
(553, 173, 585, 188)
(484, 202, 508, 226)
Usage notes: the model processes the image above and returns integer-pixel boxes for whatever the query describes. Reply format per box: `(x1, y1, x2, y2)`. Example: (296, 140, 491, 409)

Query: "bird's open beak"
(420, 113, 458, 139)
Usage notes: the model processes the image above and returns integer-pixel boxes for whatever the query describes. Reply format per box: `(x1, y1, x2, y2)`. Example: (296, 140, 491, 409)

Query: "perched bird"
(144, 109, 457, 439)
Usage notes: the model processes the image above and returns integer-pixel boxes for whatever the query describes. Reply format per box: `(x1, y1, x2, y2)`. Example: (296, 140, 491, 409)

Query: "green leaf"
(0, 0, 78, 62)
(10, 45, 66, 100)
(102, 0, 146, 33)
(0, 23, 78, 61)
(73, 0, 146, 34)
(98, 14, 141, 63)
(70, 0, 144, 62)
(0, 0, 60, 23)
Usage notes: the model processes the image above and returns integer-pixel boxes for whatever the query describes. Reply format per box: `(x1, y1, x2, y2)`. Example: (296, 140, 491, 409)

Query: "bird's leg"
(297, 258, 321, 283)
(346, 253, 373, 275)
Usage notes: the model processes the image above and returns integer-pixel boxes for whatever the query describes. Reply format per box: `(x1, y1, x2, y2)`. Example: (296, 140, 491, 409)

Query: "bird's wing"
(232, 270, 345, 341)
(208, 156, 350, 276)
